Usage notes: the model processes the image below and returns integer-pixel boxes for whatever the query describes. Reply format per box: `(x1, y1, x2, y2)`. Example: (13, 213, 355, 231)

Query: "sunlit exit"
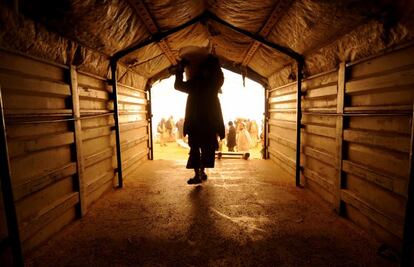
(151, 69, 265, 159)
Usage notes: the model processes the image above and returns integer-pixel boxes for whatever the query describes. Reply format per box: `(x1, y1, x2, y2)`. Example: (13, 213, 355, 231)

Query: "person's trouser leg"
(186, 147, 202, 184)
(201, 145, 216, 168)
(186, 147, 201, 169)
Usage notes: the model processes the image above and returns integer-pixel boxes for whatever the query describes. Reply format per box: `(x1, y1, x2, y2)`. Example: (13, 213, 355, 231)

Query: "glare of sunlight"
(151, 69, 265, 136)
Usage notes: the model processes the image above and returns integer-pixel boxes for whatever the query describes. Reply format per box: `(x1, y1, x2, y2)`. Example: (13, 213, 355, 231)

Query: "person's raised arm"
(173, 61, 191, 93)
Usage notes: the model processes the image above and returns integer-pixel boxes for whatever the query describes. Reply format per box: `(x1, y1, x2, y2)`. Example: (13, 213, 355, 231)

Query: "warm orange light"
(151, 69, 265, 136)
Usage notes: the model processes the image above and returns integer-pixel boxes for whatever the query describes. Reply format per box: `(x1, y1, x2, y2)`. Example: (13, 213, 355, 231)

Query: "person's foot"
(187, 176, 202, 185)
(200, 172, 208, 181)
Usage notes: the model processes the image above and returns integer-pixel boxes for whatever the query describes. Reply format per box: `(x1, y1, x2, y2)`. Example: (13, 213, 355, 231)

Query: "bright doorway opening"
(150, 69, 265, 160)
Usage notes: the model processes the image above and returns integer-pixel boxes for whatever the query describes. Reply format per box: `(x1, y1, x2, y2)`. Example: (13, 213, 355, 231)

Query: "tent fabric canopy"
(2, 0, 414, 85)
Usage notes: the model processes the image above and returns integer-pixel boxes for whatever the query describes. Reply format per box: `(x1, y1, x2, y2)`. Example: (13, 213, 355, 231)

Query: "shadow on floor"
(26, 160, 396, 267)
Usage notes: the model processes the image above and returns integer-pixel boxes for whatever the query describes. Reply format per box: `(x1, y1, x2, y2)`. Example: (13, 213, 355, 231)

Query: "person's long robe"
(174, 57, 225, 149)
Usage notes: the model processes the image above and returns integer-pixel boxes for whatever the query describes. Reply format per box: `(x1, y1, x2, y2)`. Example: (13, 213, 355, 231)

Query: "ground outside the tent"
(26, 158, 396, 267)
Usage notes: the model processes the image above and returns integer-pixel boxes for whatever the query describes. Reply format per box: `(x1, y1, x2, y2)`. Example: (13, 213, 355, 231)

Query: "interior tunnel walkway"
(26, 160, 395, 266)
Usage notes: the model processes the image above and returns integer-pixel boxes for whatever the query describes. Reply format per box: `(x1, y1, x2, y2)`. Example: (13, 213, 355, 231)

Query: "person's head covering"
(179, 46, 209, 79)
(179, 46, 209, 59)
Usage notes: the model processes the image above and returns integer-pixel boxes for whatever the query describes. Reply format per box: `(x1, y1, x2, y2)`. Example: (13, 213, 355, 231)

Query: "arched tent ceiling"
(8, 0, 414, 85)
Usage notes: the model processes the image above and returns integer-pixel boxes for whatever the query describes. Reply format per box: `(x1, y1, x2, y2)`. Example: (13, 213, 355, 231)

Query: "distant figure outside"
(176, 118, 185, 140)
(237, 122, 252, 152)
(226, 121, 236, 152)
(157, 118, 168, 147)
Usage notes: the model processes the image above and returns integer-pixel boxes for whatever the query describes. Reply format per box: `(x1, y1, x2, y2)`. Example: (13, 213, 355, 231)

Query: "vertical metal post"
(0, 86, 24, 266)
(335, 62, 346, 215)
(69, 66, 86, 217)
(147, 86, 154, 160)
(401, 104, 414, 267)
(263, 86, 269, 159)
(110, 59, 123, 188)
(295, 60, 303, 187)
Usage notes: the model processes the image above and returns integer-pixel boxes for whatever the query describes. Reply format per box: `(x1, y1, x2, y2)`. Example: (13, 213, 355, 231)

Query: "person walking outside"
(157, 118, 167, 147)
(226, 121, 236, 152)
(249, 119, 259, 148)
(175, 118, 184, 140)
(173, 47, 225, 185)
(237, 122, 252, 152)
(166, 115, 175, 141)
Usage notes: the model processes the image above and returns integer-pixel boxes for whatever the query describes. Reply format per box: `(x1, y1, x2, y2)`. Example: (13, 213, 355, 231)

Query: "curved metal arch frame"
(110, 11, 305, 188)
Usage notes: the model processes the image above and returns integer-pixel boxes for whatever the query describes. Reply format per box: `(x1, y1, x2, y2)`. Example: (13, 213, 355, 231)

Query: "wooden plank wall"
(117, 82, 149, 179)
(77, 71, 115, 211)
(341, 45, 414, 249)
(267, 44, 414, 251)
(267, 82, 298, 175)
(0, 50, 149, 253)
(301, 70, 339, 204)
(0, 50, 78, 252)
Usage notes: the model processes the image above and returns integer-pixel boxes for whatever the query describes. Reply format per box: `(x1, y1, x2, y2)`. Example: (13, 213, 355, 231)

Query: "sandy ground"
(26, 159, 396, 267)
(153, 139, 263, 160)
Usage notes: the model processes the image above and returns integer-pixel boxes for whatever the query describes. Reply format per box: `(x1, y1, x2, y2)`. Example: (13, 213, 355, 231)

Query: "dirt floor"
(26, 159, 396, 267)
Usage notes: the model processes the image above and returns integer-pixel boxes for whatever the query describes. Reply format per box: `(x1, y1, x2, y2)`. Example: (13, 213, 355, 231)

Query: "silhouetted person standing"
(226, 121, 236, 152)
(174, 51, 225, 184)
